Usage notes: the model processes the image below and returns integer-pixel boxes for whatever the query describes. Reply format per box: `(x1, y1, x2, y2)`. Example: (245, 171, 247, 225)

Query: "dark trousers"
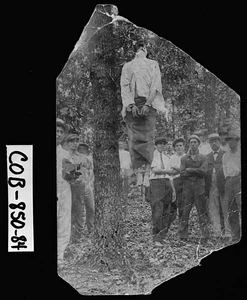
(225, 175, 241, 241)
(178, 179, 208, 239)
(71, 183, 95, 241)
(150, 178, 172, 239)
(170, 177, 183, 224)
(208, 173, 229, 235)
(124, 102, 156, 169)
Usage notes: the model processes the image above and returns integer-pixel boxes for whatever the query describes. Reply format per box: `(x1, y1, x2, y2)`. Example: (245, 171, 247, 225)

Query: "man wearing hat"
(218, 127, 230, 152)
(169, 137, 186, 224)
(179, 134, 209, 241)
(222, 130, 241, 243)
(57, 118, 69, 145)
(56, 118, 72, 263)
(66, 134, 95, 242)
(196, 129, 211, 155)
(149, 137, 176, 243)
(205, 133, 229, 237)
(164, 140, 175, 159)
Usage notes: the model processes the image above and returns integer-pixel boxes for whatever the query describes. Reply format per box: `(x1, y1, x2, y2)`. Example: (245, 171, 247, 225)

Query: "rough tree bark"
(85, 4, 131, 272)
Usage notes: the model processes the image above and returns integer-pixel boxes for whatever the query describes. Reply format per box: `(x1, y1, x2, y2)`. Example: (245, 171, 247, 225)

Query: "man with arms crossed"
(179, 135, 209, 242)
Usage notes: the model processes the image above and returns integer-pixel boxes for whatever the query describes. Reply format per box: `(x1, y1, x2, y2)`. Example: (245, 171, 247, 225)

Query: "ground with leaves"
(58, 185, 232, 295)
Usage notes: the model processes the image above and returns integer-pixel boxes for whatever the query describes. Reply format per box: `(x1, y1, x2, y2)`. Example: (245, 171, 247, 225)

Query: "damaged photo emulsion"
(56, 4, 241, 295)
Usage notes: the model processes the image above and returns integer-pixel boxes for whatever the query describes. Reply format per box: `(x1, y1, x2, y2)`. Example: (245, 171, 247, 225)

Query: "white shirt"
(212, 150, 220, 174)
(120, 51, 166, 118)
(170, 153, 185, 179)
(199, 142, 211, 155)
(150, 149, 171, 179)
(56, 144, 71, 197)
(222, 148, 241, 177)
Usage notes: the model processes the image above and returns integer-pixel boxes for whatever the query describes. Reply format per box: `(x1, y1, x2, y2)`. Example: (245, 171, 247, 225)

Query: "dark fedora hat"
(155, 137, 167, 145)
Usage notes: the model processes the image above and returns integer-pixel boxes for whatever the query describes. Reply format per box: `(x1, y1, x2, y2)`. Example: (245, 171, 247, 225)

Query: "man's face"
(56, 126, 65, 144)
(227, 138, 239, 150)
(209, 138, 220, 152)
(78, 146, 89, 155)
(156, 143, 166, 153)
(167, 141, 173, 152)
(189, 139, 199, 151)
(175, 142, 185, 155)
(219, 133, 227, 144)
(67, 138, 79, 151)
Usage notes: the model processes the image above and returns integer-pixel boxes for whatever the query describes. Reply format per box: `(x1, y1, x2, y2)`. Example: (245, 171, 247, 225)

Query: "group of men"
(119, 38, 241, 245)
(144, 129, 241, 244)
(57, 118, 94, 263)
(57, 38, 241, 263)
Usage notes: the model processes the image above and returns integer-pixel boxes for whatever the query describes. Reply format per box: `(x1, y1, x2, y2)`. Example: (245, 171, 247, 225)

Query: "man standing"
(120, 40, 166, 189)
(66, 134, 95, 242)
(149, 137, 176, 243)
(222, 130, 241, 243)
(56, 118, 72, 263)
(196, 129, 212, 155)
(218, 127, 230, 152)
(179, 135, 209, 241)
(169, 138, 186, 224)
(205, 133, 229, 237)
(164, 140, 175, 159)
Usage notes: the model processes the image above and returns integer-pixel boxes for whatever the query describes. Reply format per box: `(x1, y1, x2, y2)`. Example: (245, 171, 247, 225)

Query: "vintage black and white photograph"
(56, 4, 241, 295)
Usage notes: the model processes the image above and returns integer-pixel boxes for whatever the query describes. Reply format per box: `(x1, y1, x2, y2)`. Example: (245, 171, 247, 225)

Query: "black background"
(3, 2, 246, 299)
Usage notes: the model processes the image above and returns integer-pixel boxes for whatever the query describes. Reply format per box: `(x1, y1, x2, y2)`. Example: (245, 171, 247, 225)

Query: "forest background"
(56, 13, 240, 145)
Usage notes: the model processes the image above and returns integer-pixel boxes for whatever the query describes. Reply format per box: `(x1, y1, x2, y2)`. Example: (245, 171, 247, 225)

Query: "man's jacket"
(205, 149, 226, 197)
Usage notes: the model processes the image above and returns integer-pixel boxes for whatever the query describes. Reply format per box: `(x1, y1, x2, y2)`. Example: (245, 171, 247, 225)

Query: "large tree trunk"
(87, 4, 129, 271)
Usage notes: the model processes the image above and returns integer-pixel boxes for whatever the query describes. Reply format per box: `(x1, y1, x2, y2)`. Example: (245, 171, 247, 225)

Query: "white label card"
(7, 145, 34, 252)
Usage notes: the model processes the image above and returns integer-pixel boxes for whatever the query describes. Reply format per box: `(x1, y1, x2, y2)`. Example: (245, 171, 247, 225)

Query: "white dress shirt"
(212, 150, 220, 173)
(150, 149, 172, 179)
(57, 144, 71, 197)
(222, 148, 241, 177)
(199, 142, 212, 155)
(120, 51, 166, 118)
(170, 153, 185, 178)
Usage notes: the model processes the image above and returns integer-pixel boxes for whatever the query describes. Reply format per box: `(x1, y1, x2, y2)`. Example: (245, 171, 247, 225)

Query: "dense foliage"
(56, 13, 240, 143)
